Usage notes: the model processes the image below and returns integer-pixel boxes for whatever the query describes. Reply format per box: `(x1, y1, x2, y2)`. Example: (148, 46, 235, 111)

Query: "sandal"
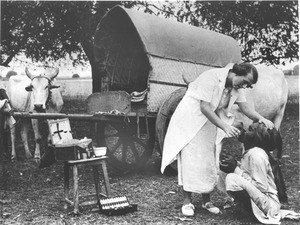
(181, 203, 195, 217)
(202, 202, 220, 214)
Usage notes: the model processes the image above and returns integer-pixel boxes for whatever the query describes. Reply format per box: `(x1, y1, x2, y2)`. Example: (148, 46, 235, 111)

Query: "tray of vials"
(99, 196, 137, 216)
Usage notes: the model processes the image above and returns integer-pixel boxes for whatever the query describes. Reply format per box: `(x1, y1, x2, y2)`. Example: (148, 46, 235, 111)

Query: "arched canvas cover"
(94, 5, 242, 112)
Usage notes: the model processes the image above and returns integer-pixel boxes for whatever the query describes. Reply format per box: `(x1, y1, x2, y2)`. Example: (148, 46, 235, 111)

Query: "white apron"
(161, 67, 246, 174)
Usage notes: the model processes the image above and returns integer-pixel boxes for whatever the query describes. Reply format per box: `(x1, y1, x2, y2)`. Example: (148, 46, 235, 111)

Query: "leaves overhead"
(1, 1, 298, 67)
(137, 0, 299, 65)
(1, 1, 134, 66)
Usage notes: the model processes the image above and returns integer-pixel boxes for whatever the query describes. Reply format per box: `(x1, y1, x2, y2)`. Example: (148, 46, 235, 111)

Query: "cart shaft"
(13, 111, 156, 121)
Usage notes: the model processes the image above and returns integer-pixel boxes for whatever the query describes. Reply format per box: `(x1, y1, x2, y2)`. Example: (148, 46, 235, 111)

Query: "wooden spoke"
(96, 119, 155, 173)
(128, 142, 141, 162)
(121, 141, 128, 163)
(110, 139, 122, 155)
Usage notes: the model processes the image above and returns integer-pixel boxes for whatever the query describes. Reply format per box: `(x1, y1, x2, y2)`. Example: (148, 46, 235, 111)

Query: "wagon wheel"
(156, 88, 187, 172)
(95, 118, 156, 173)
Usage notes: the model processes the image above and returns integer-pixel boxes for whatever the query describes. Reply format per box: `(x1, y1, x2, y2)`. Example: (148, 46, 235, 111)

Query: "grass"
(0, 100, 299, 225)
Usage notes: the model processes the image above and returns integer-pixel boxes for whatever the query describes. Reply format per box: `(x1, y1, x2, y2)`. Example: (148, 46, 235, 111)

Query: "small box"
(53, 140, 94, 161)
(48, 118, 93, 161)
(53, 140, 85, 161)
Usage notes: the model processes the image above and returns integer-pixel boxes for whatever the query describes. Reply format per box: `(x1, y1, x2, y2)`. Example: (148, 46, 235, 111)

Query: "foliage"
(1, 1, 124, 66)
(283, 70, 293, 76)
(1, 1, 136, 91)
(72, 73, 80, 78)
(293, 64, 299, 75)
(284, 64, 299, 76)
(1, 1, 298, 91)
(136, 1, 299, 65)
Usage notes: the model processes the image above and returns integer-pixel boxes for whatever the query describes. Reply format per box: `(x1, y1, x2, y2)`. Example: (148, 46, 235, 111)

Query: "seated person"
(220, 123, 286, 224)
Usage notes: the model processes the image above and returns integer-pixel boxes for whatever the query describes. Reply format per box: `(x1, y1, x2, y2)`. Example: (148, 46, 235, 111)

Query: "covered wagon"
(90, 5, 242, 172)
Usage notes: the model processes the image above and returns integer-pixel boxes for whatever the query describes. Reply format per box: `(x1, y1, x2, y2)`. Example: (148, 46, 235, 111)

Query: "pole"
(13, 111, 156, 121)
(13, 112, 122, 121)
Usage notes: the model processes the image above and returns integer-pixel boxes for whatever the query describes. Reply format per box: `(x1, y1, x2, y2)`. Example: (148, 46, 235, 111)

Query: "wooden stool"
(47, 118, 112, 214)
(63, 157, 112, 214)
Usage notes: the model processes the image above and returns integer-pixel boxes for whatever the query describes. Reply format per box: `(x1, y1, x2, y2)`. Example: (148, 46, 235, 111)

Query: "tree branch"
(1, 54, 15, 67)
(135, 1, 180, 19)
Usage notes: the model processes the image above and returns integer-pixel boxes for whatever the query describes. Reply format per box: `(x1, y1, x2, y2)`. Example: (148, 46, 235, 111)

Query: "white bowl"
(93, 147, 107, 157)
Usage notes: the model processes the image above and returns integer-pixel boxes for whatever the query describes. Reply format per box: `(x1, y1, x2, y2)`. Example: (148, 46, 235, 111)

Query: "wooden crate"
(52, 144, 83, 161)
(48, 118, 93, 161)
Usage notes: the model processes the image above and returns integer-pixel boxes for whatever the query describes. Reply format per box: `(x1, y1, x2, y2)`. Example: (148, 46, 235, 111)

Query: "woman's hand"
(223, 124, 241, 138)
(237, 102, 275, 129)
(258, 117, 274, 129)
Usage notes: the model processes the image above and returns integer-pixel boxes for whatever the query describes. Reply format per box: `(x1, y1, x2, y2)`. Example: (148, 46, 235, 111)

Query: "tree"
(72, 73, 80, 79)
(136, 1, 298, 65)
(1, 1, 298, 92)
(1, 1, 135, 92)
(293, 64, 299, 75)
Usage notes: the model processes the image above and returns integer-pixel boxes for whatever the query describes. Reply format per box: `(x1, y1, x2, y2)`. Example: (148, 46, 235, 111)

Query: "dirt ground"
(0, 99, 299, 225)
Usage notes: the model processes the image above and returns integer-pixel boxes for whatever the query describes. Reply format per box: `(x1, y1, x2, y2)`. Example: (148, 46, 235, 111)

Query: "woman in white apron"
(160, 63, 274, 217)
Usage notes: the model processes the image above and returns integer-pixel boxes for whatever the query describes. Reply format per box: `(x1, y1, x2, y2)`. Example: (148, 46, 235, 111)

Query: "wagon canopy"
(94, 5, 242, 112)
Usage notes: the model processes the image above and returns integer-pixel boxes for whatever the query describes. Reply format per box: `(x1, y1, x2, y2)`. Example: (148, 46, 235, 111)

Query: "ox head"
(25, 67, 60, 112)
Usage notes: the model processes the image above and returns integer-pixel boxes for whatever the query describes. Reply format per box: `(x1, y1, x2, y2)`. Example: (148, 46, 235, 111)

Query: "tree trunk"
(81, 38, 104, 93)
(1, 54, 15, 67)
(90, 61, 103, 93)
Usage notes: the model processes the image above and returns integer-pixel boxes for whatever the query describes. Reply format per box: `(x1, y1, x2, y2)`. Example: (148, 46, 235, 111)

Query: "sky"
(1, 52, 298, 79)
(1, 55, 298, 79)
(0, 53, 91, 78)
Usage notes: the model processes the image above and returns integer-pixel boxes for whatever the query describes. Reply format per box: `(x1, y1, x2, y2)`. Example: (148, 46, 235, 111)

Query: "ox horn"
(49, 84, 60, 89)
(25, 67, 35, 80)
(47, 68, 59, 80)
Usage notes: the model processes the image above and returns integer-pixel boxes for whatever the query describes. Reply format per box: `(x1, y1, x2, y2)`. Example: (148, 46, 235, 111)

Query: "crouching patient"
(220, 123, 299, 224)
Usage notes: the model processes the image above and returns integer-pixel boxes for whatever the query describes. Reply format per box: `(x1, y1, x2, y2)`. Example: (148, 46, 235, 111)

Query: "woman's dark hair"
(230, 63, 258, 84)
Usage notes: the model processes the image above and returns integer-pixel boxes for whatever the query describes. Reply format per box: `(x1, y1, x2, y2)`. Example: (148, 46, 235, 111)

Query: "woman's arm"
(237, 102, 274, 129)
(200, 100, 240, 138)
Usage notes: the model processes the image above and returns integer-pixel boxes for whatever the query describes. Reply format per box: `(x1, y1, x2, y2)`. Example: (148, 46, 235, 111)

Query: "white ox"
(180, 64, 288, 136)
(215, 64, 288, 160)
(231, 64, 288, 132)
(7, 68, 63, 161)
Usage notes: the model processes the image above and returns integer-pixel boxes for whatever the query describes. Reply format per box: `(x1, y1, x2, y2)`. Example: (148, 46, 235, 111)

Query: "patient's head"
(238, 123, 282, 153)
